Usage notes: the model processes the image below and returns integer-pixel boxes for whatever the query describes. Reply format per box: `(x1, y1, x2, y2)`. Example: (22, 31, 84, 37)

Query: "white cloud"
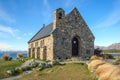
(95, 0, 120, 28)
(0, 25, 18, 36)
(0, 7, 16, 23)
(0, 42, 12, 50)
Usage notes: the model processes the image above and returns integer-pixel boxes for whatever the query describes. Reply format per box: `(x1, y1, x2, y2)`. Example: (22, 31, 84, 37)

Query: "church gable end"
(52, 8, 94, 60)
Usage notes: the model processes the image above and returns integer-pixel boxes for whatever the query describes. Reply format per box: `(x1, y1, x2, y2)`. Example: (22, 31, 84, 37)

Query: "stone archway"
(72, 37, 79, 56)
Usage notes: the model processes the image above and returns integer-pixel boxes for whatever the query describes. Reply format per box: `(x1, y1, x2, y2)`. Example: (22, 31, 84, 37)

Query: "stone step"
(71, 57, 81, 61)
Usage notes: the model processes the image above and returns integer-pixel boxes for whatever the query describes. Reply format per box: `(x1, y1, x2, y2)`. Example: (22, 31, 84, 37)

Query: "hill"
(95, 43, 120, 50)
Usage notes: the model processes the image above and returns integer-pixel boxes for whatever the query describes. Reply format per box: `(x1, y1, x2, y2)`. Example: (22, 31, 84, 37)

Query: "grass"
(103, 49, 120, 53)
(16, 63, 98, 80)
(0, 60, 23, 79)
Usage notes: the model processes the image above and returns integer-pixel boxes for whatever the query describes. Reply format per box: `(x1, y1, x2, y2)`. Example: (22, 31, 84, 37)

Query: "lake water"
(108, 53, 120, 57)
(0, 53, 27, 60)
(0, 52, 119, 59)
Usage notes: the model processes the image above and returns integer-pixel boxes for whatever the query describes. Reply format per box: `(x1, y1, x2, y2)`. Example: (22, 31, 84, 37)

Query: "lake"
(108, 53, 120, 57)
(0, 53, 27, 60)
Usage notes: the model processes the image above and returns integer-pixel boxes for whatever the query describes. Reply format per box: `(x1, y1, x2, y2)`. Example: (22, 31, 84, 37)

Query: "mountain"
(95, 43, 120, 50)
(94, 45, 106, 50)
(0, 50, 27, 54)
(107, 43, 120, 50)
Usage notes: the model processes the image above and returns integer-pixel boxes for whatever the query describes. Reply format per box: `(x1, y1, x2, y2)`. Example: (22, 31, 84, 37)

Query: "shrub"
(19, 59, 25, 63)
(79, 62, 85, 65)
(2, 54, 10, 61)
(94, 48, 102, 56)
(17, 53, 23, 59)
(8, 57, 13, 61)
(103, 54, 114, 59)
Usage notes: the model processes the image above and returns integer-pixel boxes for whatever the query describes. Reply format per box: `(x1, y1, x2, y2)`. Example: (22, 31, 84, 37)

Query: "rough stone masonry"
(28, 8, 95, 61)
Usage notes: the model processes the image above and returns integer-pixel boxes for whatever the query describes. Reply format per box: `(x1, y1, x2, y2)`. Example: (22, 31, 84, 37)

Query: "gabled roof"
(28, 7, 94, 43)
(28, 23, 53, 43)
(28, 8, 77, 43)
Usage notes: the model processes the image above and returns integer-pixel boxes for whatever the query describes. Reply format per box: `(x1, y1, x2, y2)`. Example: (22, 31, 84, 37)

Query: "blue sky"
(0, 0, 120, 51)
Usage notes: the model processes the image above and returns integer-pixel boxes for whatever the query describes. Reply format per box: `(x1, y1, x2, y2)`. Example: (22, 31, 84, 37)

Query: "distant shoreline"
(0, 53, 27, 59)
(103, 53, 120, 54)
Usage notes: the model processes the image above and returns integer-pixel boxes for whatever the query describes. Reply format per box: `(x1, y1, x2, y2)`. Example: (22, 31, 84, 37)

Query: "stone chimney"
(53, 8, 65, 30)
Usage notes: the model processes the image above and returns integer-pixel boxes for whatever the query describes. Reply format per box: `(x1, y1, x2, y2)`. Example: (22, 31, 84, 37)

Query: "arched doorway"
(72, 37, 79, 56)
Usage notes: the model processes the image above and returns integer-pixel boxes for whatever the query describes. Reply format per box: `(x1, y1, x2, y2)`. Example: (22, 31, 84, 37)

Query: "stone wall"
(52, 8, 94, 60)
(28, 35, 54, 60)
(28, 8, 95, 61)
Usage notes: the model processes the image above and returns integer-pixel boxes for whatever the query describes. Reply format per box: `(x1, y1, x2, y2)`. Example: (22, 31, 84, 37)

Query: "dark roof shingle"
(28, 23, 53, 43)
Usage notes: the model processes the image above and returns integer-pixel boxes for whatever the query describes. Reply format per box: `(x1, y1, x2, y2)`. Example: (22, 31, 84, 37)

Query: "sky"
(0, 0, 120, 51)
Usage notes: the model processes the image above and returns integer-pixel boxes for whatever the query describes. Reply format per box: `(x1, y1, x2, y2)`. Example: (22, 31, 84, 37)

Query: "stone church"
(28, 8, 95, 60)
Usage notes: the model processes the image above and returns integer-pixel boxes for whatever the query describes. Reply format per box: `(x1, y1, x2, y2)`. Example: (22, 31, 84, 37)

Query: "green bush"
(19, 59, 25, 63)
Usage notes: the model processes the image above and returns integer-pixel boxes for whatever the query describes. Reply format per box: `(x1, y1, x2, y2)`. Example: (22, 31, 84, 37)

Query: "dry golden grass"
(96, 63, 120, 80)
(88, 60, 105, 73)
(90, 55, 99, 60)
(88, 59, 120, 80)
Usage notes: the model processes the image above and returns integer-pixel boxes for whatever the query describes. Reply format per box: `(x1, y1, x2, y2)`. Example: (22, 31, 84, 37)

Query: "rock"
(29, 61, 38, 67)
(17, 60, 52, 72)
(15, 67, 22, 71)
(36, 68, 42, 71)
(6, 70, 15, 75)
(38, 62, 52, 68)
(7, 70, 13, 74)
